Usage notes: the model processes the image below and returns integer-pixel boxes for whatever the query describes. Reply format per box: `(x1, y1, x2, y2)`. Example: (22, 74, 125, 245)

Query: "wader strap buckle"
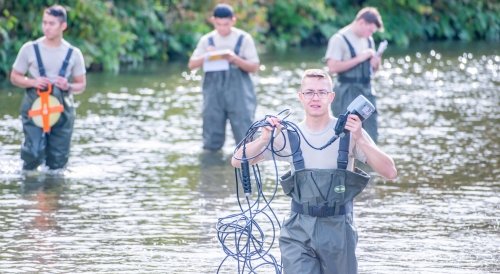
(291, 199, 346, 217)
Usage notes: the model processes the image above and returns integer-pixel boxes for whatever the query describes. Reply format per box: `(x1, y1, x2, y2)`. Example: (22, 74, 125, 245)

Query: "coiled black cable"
(216, 109, 342, 273)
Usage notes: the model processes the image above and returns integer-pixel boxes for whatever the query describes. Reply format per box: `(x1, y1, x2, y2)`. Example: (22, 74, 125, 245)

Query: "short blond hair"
(300, 69, 333, 91)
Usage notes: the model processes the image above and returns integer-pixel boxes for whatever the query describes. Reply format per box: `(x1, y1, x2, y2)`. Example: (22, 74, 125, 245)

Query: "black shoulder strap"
(368, 38, 372, 49)
(208, 36, 215, 47)
(234, 34, 244, 56)
(337, 133, 350, 170)
(341, 35, 356, 58)
(287, 130, 305, 171)
(33, 43, 46, 77)
(288, 128, 350, 170)
(33, 43, 74, 78)
(59, 47, 74, 77)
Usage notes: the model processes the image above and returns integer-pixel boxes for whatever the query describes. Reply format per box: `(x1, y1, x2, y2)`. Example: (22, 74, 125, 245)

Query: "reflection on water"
(0, 174, 65, 273)
(21, 174, 64, 231)
(0, 42, 499, 273)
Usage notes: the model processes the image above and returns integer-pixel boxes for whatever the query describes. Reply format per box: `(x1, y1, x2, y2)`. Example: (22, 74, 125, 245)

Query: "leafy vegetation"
(0, 0, 498, 78)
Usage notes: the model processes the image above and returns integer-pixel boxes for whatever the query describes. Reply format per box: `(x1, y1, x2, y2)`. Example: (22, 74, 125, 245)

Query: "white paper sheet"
(203, 59, 229, 72)
(202, 49, 232, 72)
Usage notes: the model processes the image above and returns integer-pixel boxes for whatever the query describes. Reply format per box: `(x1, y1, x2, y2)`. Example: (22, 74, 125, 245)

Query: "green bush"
(0, 0, 498, 79)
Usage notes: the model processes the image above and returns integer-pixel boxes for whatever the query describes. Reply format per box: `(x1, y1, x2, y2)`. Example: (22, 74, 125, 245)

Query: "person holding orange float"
(10, 5, 86, 172)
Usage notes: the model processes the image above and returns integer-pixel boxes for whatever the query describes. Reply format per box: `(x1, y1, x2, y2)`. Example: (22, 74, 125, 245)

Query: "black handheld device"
(241, 159, 252, 195)
(240, 150, 252, 196)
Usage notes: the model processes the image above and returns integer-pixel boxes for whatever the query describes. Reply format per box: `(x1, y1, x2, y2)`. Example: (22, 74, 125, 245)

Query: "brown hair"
(355, 7, 384, 32)
(45, 5, 67, 23)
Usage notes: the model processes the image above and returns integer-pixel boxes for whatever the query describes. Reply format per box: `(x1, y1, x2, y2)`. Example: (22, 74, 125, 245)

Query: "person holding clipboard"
(188, 3, 260, 151)
(324, 7, 386, 143)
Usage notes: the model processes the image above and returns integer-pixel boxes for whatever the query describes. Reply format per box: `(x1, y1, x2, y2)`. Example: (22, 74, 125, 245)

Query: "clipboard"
(376, 40, 388, 57)
(203, 49, 232, 72)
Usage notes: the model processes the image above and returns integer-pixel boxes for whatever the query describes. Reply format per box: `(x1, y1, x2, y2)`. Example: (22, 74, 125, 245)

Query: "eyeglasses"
(301, 91, 332, 99)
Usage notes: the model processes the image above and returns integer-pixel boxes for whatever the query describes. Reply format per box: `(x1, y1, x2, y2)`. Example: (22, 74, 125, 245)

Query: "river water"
(0, 41, 498, 273)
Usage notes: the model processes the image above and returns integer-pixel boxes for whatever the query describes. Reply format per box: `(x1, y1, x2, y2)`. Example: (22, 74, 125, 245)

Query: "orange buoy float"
(28, 84, 64, 133)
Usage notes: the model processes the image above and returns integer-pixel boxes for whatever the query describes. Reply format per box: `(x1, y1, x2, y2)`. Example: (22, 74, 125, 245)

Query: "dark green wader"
(331, 35, 378, 143)
(201, 35, 257, 150)
(20, 43, 75, 170)
(279, 131, 370, 274)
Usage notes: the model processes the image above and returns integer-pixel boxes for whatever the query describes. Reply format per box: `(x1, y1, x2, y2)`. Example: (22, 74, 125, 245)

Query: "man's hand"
(54, 76, 69, 91)
(358, 48, 375, 63)
(344, 114, 363, 140)
(370, 55, 381, 71)
(222, 51, 237, 63)
(33, 77, 52, 90)
(231, 116, 282, 168)
(260, 116, 282, 143)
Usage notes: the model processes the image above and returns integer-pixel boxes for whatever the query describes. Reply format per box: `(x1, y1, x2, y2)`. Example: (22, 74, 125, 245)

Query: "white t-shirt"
(12, 37, 86, 82)
(263, 118, 371, 172)
(324, 25, 375, 62)
(191, 27, 259, 63)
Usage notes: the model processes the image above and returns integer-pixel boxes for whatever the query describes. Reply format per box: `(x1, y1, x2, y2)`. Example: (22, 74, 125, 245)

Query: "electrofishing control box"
(346, 95, 376, 121)
(335, 95, 376, 135)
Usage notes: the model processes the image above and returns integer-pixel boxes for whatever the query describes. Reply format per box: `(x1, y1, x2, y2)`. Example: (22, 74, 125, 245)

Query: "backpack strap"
(337, 133, 350, 170)
(59, 47, 74, 77)
(208, 34, 244, 56)
(208, 36, 215, 47)
(33, 43, 74, 78)
(287, 130, 305, 171)
(341, 35, 356, 58)
(33, 43, 46, 77)
(234, 34, 244, 56)
(341, 35, 373, 56)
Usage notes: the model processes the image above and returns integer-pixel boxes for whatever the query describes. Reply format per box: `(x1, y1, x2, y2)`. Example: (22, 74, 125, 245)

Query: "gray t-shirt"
(324, 25, 375, 62)
(12, 37, 86, 82)
(263, 118, 371, 172)
(191, 27, 259, 64)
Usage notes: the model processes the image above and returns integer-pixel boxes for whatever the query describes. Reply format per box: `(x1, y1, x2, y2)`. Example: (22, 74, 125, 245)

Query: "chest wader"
(201, 35, 257, 150)
(279, 131, 370, 274)
(20, 43, 75, 170)
(331, 35, 378, 143)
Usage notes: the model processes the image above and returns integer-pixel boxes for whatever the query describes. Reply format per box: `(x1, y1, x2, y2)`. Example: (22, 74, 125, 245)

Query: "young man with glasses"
(231, 69, 397, 274)
(188, 3, 260, 151)
(10, 5, 86, 172)
(325, 7, 385, 143)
